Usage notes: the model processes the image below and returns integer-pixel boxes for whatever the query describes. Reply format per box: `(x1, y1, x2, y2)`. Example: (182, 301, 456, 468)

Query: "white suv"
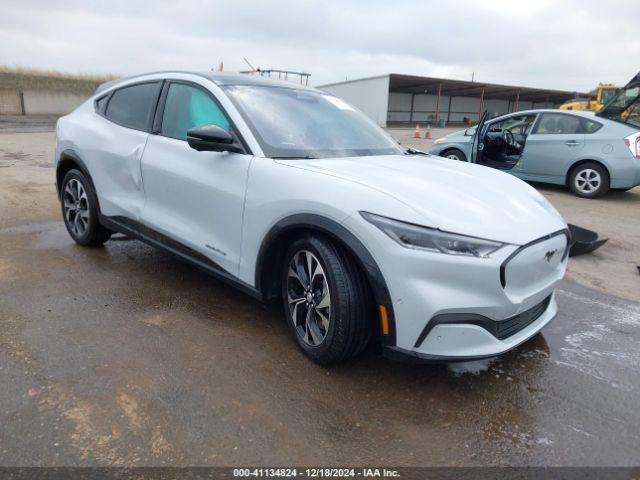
(55, 71, 569, 364)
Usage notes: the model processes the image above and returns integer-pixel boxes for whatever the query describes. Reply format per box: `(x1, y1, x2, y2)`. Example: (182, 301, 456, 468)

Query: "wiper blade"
(271, 155, 318, 159)
(405, 147, 428, 156)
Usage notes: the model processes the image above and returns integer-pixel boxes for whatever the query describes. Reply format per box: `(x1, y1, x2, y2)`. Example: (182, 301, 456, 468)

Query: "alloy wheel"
(575, 168, 601, 195)
(63, 178, 90, 236)
(286, 250, 331, 346)
(446, 153, 461, 161)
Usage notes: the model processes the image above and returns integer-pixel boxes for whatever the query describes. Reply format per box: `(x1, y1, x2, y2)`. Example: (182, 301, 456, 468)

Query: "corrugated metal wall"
(387, 92, 556, 125)
(319, 75, 390, 127)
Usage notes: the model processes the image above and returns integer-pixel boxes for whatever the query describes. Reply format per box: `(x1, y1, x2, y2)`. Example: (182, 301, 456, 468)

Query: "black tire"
(442, 148, 467, 162)
(281, 235, 371, 365)
(569, 162, 610, 198)
(60, 169, 111, 246)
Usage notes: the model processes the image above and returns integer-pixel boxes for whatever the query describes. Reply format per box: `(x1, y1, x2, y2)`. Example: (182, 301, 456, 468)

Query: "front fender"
(254, 213, 397, 346)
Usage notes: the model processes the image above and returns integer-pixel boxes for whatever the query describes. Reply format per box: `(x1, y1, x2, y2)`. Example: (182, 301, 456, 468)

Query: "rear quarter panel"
(56, 99, 149, 219)
(575, 122, 640, 189)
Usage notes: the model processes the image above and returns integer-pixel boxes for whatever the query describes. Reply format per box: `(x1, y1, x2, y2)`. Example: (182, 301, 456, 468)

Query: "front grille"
(494, 295, 551, 340)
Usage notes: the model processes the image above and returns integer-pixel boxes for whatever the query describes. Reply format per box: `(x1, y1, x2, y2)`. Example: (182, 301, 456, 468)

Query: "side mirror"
(186, 124, 244, 153)
(464, 127, 476, 136)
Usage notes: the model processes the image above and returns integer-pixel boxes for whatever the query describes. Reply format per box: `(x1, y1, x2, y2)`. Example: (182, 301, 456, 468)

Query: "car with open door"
(430, 72, 640, 198)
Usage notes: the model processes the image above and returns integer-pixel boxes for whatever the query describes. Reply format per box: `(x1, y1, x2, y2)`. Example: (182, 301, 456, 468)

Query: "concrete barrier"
(0, 69, 111, 115)
(0, 89, 22, 114)
(22, 90, 89, 115)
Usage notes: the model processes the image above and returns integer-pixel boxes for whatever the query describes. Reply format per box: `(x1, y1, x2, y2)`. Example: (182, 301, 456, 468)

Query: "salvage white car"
(55, 72, 569, 364)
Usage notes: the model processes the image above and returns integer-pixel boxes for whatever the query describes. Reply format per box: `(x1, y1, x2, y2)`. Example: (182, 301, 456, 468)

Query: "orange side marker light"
(378, 305, 389, 336)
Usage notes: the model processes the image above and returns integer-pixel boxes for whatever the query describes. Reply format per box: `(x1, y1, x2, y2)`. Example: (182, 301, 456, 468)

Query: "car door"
(470, 110, 489, 163)
(92, 81, 162, 219)
(140, 81, 253, 277)
(518, 112, 586, 180)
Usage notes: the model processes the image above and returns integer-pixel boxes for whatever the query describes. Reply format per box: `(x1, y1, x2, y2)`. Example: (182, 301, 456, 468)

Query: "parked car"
(55, 71, 569, 365)
(429, 74, 640, 198)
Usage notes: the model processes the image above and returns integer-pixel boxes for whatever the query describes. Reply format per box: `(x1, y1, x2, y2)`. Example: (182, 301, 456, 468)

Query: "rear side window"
(161, 83, 231, 140)
(535, 113, 582, 134)
(105, 82, 160, 130)
(582, 119, 603, 134)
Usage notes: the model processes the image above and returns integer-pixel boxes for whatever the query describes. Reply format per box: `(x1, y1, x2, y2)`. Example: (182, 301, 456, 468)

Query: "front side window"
(105, 82, 160, 130)
(488, 114, 537, 134)
(161, 83, 230, 140)
(535, 113, 582, 134)
(224, 85, 403, 159)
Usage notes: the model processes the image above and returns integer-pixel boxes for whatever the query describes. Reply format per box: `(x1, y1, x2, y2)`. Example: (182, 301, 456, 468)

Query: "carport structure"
(319, 74, 585, 127)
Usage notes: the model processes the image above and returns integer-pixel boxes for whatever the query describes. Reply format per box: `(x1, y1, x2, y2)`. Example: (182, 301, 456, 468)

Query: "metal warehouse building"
(319, 74, 584, 127)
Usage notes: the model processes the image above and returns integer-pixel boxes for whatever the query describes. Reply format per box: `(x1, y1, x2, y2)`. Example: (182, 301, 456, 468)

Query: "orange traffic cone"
(413, 124, 421, 139)
(424, 124, 431, 139)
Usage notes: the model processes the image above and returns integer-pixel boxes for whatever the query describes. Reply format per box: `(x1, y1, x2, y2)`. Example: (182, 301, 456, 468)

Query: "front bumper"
(343, 216, 568, 362)
(383, 292, 557, 363)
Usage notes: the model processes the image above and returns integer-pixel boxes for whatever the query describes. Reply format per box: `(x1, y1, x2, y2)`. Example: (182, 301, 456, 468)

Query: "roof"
(321, 73, 588, 103)
(497, 108, 598, 118)
(96, 71, 316, 94)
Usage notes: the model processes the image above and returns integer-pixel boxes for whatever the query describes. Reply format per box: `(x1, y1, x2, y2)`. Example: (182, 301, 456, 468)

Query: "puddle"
(0, 221, 84, 250)
(447, 357, 498, 376)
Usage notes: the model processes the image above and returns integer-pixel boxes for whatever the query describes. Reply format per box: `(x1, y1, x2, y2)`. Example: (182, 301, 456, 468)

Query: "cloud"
(0, 0, 637, 91)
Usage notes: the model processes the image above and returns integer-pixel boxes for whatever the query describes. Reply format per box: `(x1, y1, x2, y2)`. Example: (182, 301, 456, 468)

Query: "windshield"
(598, 84, 640, 129)
(600, 88, 619, 105)
(223, 85, 404, 158)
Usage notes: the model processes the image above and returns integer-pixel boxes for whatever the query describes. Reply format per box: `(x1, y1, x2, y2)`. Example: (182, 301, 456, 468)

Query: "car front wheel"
(282, 235, 371, 365)
(442, 148, 467, 162)
(61, 169, 111, 246)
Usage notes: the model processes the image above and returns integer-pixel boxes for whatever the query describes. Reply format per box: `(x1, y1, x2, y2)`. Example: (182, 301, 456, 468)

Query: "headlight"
(361, 212, 506, 258)
(433, 138, 446, 144)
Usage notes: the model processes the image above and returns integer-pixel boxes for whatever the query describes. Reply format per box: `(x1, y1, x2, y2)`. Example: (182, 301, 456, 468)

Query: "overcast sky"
(1, 0, 638, 91)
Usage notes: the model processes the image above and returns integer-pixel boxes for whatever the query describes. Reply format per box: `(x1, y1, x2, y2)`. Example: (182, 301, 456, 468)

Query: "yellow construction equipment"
(560, 83, 621, 112)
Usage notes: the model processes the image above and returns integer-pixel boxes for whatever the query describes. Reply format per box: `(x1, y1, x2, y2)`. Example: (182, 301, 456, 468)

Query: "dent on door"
(90, 124, 150, 219)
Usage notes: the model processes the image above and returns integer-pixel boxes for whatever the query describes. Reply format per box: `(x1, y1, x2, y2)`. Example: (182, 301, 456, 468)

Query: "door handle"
(565, 140, 580, 146)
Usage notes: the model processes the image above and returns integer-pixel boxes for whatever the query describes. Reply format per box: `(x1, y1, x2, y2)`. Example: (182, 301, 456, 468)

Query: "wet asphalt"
(1, 219, 639, 467)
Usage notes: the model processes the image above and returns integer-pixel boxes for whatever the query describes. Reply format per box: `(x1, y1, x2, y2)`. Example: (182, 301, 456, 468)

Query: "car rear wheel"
(442, 148, 467, 162)
(282, 235, 371, 365)
(569, 162, 610, 198)
(61, 169, 111, 246)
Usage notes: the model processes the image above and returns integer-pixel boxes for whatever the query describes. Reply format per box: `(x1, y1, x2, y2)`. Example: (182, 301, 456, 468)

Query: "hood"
(443, 129, 472, 140)
(450, 129, 470, 137)
(278, 155, 566, 245)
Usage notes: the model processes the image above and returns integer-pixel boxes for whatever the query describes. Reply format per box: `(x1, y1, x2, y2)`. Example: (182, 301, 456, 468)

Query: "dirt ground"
(1, 118, 640, 467)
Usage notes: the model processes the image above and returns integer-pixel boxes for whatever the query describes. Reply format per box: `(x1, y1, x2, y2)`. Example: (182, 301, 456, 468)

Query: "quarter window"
(161, 83, 231, 140)
(582, 119, 602, 134)
(535, 113, 582, 134)
(105, 82, 160, 130)
(95, 95, 108, 113)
